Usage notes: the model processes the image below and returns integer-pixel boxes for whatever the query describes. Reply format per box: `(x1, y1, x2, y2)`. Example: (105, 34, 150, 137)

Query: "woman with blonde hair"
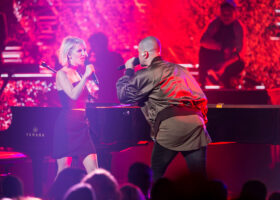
(53, 36, 98, 176)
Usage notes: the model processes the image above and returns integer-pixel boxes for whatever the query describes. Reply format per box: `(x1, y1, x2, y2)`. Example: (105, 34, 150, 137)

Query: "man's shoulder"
(151, 60, 188, 76)
(135, 67, 148, 73)
(134, 67, 151, 76)
(160, 60, 184, 69)
(151, 58, 172, 67)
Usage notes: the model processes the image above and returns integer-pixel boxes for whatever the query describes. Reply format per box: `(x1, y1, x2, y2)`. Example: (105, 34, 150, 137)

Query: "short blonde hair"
(59, 36, 86, 66)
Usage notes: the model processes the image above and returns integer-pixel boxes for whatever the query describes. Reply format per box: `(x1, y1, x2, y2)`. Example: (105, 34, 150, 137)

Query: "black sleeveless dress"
(53, 83, 96, 159)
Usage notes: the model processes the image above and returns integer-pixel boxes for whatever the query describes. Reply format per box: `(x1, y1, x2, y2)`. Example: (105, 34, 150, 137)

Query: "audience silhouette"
(120, 183, 145, 200)
(63, 182, 96, 200)
(150, 177, 175, 200)
(82, 168, 120, 200)
(127, 162, 152, 199)
(269, 192, 280, 200)
(2, 159, 279, 200)
(237, 180, 267, 200)
(1, 175, 24, 199)
(48, 168, 87, 200)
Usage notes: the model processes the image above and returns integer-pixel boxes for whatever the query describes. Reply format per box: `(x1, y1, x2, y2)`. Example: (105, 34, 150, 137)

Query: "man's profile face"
(220, 6, 236, 25)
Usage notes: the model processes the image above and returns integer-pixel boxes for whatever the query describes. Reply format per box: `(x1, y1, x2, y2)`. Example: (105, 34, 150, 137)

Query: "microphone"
(40, 61, 57, 73)
(84, 59, 99, 86)
(118, 57, 140, 70)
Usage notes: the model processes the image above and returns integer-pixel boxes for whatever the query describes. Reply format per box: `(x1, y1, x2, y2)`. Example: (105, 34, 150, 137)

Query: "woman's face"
(68, 43, 88, 67)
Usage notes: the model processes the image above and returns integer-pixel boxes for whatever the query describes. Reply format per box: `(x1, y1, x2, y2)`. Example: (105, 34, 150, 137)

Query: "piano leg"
(32, 157, 44, 197)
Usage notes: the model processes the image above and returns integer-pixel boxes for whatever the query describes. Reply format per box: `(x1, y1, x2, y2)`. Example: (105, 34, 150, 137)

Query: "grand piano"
(2, 104, 280, 159)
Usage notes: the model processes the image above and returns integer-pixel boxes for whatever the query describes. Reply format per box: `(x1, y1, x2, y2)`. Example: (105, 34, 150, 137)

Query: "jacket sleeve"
(116, 68, 155, 104)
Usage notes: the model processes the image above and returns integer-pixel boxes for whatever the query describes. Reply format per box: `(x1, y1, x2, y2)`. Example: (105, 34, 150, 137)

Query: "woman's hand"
(84, 64, 95, 78)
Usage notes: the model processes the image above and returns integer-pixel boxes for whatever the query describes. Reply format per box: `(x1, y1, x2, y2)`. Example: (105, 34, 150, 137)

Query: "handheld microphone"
(40, 61, 57, 73)
(84, 59, 99, 86)
(118, 57, 140, 70)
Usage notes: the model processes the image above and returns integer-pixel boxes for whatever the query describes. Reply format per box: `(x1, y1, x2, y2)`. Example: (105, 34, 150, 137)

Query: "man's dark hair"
(128, 162, 152, 198)
(220, 0, 237, 9)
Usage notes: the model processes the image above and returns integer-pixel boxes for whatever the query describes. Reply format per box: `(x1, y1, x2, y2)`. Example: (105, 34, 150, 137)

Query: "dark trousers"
(151, 142, 207, 181)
